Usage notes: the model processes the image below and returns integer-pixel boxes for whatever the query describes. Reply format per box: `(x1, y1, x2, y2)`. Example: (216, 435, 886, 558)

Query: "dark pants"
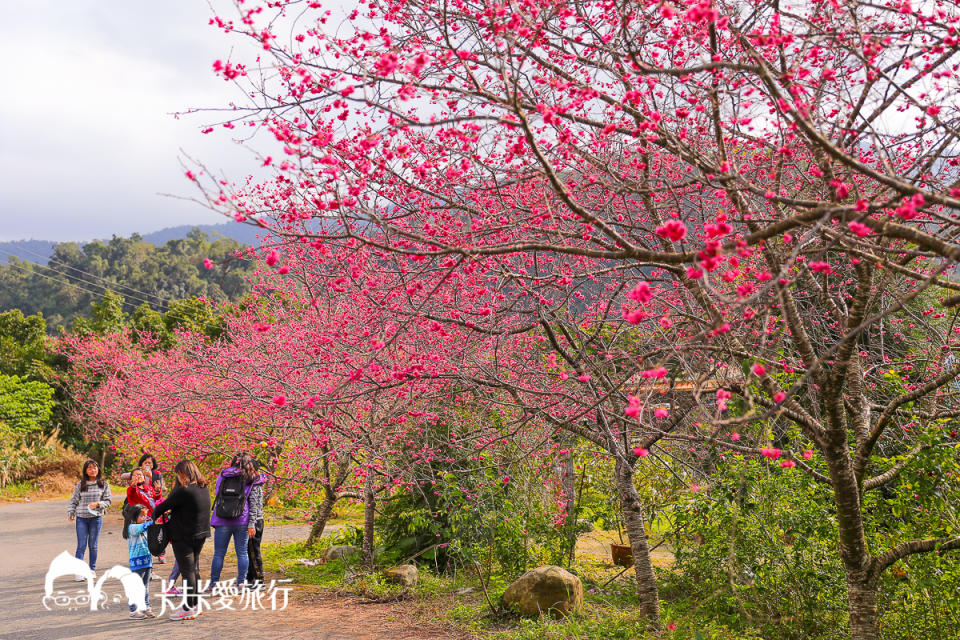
(74, 516, 102, 570)
(170, 537, 205, 610)
(246, 518, 264, 584)
(168, 559, 180, 582)
(130, 567, 151, 612)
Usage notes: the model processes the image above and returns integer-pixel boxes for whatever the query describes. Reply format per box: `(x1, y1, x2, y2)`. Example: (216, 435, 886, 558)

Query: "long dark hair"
(230, 452, 259, 483)
(79, 460, 104, 491)
(122, 504, 147, 540)
(173, 460, 206, 488)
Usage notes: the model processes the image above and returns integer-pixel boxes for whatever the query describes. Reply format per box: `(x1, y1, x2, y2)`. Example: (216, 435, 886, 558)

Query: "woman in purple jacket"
(208, 452, 265, 589)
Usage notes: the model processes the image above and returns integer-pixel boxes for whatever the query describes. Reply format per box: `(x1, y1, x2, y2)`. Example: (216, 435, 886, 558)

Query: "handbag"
(146, 521, 169, 556)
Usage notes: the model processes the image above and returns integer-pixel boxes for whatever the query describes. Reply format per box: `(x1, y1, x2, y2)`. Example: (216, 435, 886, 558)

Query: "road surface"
(0, 494, 372, 640)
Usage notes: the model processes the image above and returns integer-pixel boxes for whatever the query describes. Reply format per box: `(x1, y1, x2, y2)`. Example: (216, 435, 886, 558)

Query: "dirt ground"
(292, 589, 475, 640)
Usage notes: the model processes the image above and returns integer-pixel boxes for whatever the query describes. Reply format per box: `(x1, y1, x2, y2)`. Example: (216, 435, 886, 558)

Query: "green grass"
(264, 498, 365, 528)
(260, 539, 764, 640)
(0, 479, 40, 501)
(261, 539, 452, 598)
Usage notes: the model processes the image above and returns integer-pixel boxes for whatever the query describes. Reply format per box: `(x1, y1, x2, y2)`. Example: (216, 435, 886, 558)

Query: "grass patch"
(0, 479, 41, 501)
(264, 498, 365, 528)
(262, 540, 453, 599)
(0, 429, 85, 499)
(261, 540, 762, 640)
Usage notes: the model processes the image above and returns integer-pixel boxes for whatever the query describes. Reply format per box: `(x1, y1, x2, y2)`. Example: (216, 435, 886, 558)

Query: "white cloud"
(0, 0, 262, 241)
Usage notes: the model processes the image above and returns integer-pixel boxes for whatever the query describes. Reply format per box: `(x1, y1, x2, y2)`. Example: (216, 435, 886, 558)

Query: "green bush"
(665, 457, 848, 639)
(327, 524, 363, 548)
(377, 420, 557, 574)
(0, 374, 55, 436)
(878, 552, 960, 640)
(378, 466, 545, 573)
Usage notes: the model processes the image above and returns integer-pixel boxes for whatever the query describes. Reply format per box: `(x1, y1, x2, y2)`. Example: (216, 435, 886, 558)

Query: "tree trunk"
(846, 572, 880, 640)
(614, 459, 661, 626)
(823, 438, 880, 640)
(306, 492, 336, 548)
(362, 473, 375, 566)
(559, 444, 577, 564)
(560, 446, 576, 522)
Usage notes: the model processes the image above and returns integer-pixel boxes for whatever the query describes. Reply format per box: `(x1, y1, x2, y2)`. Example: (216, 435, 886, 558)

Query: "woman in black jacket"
(152, 460, 210, 621)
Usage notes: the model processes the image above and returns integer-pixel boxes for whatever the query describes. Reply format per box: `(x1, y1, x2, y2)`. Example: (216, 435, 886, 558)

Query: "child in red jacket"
(126, 468, 154, 510)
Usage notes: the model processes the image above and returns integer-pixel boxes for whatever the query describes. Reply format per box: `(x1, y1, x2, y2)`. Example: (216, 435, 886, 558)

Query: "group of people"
(67, 452, 267, 621)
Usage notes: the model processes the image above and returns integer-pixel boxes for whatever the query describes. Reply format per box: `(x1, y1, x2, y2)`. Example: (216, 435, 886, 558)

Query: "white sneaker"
(169, 606, 198, 621)
(129, 610, 146, 619)
(74, 574, 86, 582)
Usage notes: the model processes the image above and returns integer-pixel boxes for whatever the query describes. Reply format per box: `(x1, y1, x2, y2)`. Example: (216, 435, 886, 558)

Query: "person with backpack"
(67, 460, 112, 581)
(152, 460, 210, 621)
(208, 452, 265, 590)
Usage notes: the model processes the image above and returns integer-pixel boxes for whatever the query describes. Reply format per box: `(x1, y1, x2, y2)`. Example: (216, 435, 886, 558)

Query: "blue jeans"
(129, 567, 151, 611)
(209, 524, 249, 586)
(74, 516, 102, 571)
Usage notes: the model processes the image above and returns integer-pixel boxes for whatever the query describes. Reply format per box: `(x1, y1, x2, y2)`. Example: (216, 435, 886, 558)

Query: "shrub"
(0, 374, 55, 437)
(0, 428, 85, 489)
(665, 457, 848, 639)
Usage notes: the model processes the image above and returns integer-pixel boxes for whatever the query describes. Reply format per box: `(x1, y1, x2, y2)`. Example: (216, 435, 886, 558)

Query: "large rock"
(322, 545, 360, 561)
(383, 564, 419, 587)
(501, 566, 583, 617)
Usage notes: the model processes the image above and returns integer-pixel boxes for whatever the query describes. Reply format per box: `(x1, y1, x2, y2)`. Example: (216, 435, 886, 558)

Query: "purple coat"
(210, 467, 266, 527)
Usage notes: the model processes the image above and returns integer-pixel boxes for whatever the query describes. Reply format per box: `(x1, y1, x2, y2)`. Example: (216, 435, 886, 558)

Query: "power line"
(0, 245, 173, 309)
(0, 258, 165, 310)
(0, 259, 217, 328)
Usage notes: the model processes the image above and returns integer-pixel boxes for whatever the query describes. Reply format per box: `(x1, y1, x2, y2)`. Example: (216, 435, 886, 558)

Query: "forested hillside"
(0, 229, 255, 330)
(0, 222, 265, 264)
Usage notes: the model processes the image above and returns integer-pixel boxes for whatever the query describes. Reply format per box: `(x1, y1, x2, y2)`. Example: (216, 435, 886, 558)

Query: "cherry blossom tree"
(139, 0, 960, 634)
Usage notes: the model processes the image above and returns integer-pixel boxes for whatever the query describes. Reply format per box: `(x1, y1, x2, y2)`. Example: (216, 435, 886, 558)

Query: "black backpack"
(215, 473, 247, 519)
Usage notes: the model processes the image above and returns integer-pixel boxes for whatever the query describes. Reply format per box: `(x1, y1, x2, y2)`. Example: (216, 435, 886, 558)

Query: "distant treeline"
(0, 229, 255, 331)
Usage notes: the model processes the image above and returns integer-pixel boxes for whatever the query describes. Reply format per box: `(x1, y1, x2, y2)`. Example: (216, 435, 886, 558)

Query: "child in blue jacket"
(124, 505, 155, 618)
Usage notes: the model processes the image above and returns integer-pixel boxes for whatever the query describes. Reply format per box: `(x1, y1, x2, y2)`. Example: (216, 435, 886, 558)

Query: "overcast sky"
(0, 0, 262, 242)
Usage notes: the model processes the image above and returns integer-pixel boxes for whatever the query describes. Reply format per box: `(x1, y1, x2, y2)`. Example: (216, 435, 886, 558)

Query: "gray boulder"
(501, 565, 583, 617)
(383, 564, 419, 587)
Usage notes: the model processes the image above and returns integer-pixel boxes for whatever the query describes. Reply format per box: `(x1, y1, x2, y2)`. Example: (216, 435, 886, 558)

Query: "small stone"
(322, 545, 360, 561)
(576, 519, 595, 533)
(383, 564, 418, 587)
(455, 587, 475, 595)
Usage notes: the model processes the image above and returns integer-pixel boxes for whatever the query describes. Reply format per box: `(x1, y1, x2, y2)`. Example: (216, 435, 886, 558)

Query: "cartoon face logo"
(42, 551, 146, 612)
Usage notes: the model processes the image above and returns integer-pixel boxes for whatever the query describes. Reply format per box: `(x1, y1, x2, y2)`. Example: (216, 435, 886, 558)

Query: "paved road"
(0, 494, 360, 640)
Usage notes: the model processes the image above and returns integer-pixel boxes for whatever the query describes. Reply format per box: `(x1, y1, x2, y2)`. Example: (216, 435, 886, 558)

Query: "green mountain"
(0, 222, 264, 265)
(0, 228, 256, 330)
